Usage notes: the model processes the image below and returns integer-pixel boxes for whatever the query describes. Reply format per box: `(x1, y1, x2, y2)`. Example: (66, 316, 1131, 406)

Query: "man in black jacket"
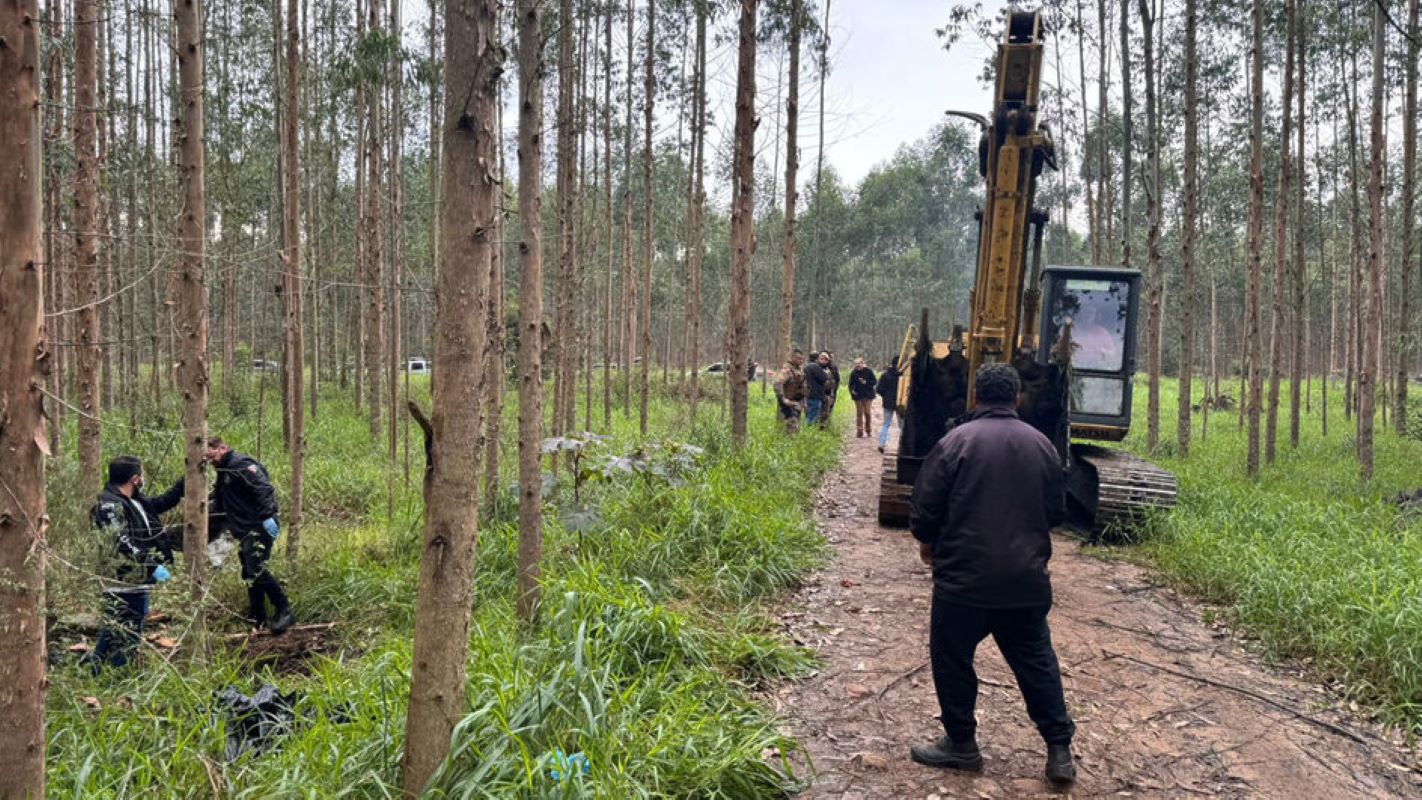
(87, 456, 185, 669)
(848, 358, 877, 438)
(875, 356, 900, 453)
(907, 363, 1075, 786)
(803, 352, 830, 425)
(206, 437, 294, 634)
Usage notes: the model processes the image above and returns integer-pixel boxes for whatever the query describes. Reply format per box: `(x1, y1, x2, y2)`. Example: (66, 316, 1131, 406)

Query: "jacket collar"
(969, 404, 1019, 420)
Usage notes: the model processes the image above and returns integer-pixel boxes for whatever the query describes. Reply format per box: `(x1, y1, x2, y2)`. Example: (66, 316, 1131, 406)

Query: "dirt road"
(772, 424, 1422, 798)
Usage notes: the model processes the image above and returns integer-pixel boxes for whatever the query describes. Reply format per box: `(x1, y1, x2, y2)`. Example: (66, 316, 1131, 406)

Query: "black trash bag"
(215, 684, 299, 762)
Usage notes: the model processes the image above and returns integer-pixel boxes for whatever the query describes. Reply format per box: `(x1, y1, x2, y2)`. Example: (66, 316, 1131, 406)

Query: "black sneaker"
(269, 608, 295, 635)
(910, 736, 983, 772)
(1045, 743, 1076, 786)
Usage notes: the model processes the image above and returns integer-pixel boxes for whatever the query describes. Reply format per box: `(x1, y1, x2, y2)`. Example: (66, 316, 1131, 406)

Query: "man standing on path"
(848, 358, 877, 438)
(876, 356, 901, 453)
(907, 362, 1076, 787)
(206, 436, 295, 634)
(803, 351, 830, 426)
(820, 352, 841, 427)
(773, 349, 808, 432)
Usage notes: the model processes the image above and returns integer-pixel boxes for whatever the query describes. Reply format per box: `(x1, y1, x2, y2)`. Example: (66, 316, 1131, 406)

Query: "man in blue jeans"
(803, 351, 831, 425)
(87, 456, 185, 670)
(876, 356, 901, 452)
(908, 363, 1076, 787)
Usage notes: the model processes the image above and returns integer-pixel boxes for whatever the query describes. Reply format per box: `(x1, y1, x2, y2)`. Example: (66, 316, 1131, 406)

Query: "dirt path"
(771, 424, 1422, 798)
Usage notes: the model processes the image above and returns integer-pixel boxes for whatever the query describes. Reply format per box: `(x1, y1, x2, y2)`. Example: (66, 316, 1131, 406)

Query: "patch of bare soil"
(222, 622, 340, 673)
(770, 424, 1422, 798)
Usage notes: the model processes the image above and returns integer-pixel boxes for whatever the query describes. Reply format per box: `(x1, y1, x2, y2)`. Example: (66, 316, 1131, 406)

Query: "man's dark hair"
(974, 362, 1021, 406)
(791, 348, 804, 357)
(206, 436, 227, 448)
(108, 456, 142, 486)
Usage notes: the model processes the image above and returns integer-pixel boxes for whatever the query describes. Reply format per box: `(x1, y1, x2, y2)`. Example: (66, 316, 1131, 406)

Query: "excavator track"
(878, 452, 913, 527)
(1072, 445, 1178, 541)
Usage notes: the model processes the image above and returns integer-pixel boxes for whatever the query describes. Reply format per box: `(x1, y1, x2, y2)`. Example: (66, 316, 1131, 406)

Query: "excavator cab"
(1037, 266, 1141, 442)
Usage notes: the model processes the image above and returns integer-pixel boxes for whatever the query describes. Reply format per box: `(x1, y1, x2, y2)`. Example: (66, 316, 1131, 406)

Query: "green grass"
(1120, 376, 1422, 730)
(44, 375, 843, 797)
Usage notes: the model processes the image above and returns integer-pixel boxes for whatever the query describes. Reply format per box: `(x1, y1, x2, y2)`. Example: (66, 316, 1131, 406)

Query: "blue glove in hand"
(262, 518, 280, 539)
(152, 564, 171, 583)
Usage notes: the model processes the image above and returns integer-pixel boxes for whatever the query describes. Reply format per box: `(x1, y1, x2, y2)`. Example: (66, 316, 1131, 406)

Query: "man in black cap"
(87, 456, 185, 669)
(206, 436, 294, 634)
(908, 362, 1076, 787)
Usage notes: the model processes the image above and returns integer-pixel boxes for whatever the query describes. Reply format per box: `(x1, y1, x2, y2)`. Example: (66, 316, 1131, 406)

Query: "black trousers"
(93, 588, 149, 668)
(929, 596, 1075, 746)
(239, 531, 290, 621)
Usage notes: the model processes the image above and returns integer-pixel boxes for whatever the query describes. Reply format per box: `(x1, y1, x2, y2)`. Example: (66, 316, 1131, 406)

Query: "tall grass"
(45, 376, 842, 797)
(1123, 377, 1422, 729)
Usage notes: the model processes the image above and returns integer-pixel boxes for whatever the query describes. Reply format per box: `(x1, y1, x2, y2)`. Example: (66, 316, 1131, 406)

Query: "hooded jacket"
(909, 405, 1065, 608)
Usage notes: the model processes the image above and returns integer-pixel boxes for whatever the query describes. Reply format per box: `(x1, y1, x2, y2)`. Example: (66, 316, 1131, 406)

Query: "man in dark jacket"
(820, 352, 841, 427)
(908, 363, 1075, 786)
(803, 351, 830, 425)
(87, 456, 185, 669)
(206, 437, 294, 634)
(875, 356, 901, 453)
(848, 358, 877, 438)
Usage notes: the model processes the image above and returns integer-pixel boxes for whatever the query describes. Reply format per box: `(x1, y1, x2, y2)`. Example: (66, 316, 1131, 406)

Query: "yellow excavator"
(877, 9, 1177, 539)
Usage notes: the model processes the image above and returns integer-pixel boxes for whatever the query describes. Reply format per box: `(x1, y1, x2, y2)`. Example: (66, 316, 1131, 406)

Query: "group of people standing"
(84, 437, 295, 671)
(774, 348, 903, 451)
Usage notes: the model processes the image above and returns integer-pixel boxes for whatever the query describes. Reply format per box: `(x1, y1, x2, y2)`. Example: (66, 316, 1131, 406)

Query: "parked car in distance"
(405, 357, 432, 375)
(251, 358, 280, 373)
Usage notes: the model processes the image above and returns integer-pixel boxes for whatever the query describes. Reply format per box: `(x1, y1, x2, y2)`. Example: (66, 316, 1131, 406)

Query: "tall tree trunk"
(1118, 0, 1132, 269)
(175, 0, 212, 651)
(621, 0, 634, 418)
(1347, 43, 1363, 422)
(364, 0, 385, 442)
(1359, 0, 1386, 479)
(779, 0, 801, 360)
(1398, 0, 1419, 436)
(1289, 5, 1307, 448)
(602, 0, 613, 430)
(1075, 0, 1096, 261)
(1095, 0, 1111, 264)
(483, 81, 505, 512)
(553, 0, 576, 449)
(728, 0, 757, 446)
(389, 0, 406, 498)
(282, 0, 305, 558)
(686, 2, 707, 419)
(810, 0, 830, 350)
(1177, 0, 1198, 455)
(638, 0, 655, 435)
(1265, 0, 1296, 463)
(1138, 0, 1161, 452)
(515, 0, 545, 626)
(0, 0, 47, 789)
(401, 0, 495, 789)
(1245, 0, 1265, 477)
(353, 0, 366, 407)
(75, 0, 103, 478)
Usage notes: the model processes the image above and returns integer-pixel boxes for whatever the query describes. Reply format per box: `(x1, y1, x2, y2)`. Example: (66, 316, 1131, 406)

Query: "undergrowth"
(1121, 377, 1422, 732)
(44, 374, 842, 798)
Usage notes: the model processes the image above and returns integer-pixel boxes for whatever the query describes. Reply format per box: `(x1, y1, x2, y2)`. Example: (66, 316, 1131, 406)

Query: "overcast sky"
(800, 0, 1008, 185)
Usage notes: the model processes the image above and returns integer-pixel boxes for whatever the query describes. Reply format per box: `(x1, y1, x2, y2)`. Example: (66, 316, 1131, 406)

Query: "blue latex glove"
(262, 518, 280, 539)
(152, 564, 171, 583)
